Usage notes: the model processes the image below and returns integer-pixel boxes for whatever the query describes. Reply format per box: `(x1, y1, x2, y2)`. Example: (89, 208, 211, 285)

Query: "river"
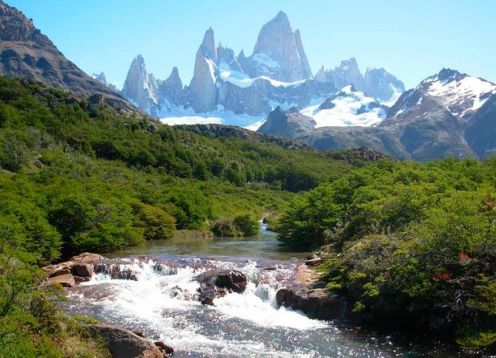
(63, 225, 457, 357)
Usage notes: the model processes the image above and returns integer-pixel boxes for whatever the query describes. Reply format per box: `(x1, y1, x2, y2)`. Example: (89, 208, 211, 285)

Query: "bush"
(278, 159, 496, 348)
(132, 202, 176, 240)
(233, 214, 259, 236)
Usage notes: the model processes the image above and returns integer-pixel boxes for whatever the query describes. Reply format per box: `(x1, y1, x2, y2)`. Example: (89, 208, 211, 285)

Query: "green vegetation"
(277, 159, 496, 349)
(211, 214, 259, 237)
(0, 76, 354, 355)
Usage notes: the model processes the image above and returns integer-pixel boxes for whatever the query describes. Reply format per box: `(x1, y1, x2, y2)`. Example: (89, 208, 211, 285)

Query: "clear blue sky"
(7, 0, 496, 89)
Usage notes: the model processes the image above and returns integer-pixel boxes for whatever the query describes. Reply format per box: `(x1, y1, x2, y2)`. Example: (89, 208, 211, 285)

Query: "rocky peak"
(188, 28, 219, 112)
(258, 106, 316, 138)
(164, 66, 182, 88)
(248, 11, 312, 82)
(121, 55, 158, 114)
(328, 57, 364, 90)
(217, 44, 242, 72)
(0, 1, 49, 44)
(415, 68, 496, 120)
(314, 66, 328, 83)
(157, 66, 185, 108)
(363, 67, 405, 103)
(200, 27, 217, 61)
(92, 72, 107, 85)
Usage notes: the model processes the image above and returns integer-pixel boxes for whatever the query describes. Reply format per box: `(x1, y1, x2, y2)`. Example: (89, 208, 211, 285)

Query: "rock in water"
(70, 263, 93, 278)
(275, 288, 344, 320)
(47, 273, 75, 288)
(84, 324, 163, 358)
(196, 269, 247, 305)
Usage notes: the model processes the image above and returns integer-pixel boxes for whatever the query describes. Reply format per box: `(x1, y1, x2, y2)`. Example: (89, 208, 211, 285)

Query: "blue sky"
(7, 0, 496, 89)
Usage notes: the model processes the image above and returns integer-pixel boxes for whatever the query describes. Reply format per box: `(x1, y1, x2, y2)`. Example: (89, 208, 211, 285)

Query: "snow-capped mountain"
(118, 11, 404, 129)
(301, 85, 387, 127)
(314, 57, 405, 105)
(259, 69, 496, 161)
(240, 11, 312, 82)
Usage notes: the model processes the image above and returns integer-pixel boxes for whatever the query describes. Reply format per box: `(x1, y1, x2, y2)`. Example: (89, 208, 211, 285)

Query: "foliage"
(278, 159, 496, 348)
(211, 214, 259, 237)
(0, 76, 356, 356)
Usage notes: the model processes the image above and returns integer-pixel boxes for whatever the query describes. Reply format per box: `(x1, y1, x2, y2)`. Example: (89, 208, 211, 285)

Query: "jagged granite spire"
(121, 55, 158, 115)
(247, 11, 312, 82)
(157, 66, 185, 106)
(188, 28, 218, 112)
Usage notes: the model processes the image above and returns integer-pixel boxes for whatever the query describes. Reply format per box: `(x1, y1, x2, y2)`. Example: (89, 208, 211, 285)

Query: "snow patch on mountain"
(301, 86, 387, 127)
(422, 74, 496, 117)
(160, 107, 264, 129)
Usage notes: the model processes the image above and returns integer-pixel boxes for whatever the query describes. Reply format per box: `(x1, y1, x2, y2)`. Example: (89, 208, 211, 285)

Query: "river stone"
(71, 263, 93, 278)
(47, 273, 75, 288)
(276, 288, 343, 320)
(305, 257, 322, 267)
(70, 252, 104, 264)
(84, 324, 163, 358)
(48, 268, 71, 278)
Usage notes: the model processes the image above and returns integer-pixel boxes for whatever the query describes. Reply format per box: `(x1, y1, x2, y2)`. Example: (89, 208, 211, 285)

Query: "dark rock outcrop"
(258, 106, 316, 138)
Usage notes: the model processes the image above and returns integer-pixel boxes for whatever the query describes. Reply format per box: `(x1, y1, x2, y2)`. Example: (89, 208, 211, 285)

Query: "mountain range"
(117, 11, 405, 124)
(260, 68, 496, 160)
(1, 0, 495, 161)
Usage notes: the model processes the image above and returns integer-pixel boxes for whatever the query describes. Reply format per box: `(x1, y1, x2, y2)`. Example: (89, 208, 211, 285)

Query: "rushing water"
(63, 225, 457, 357)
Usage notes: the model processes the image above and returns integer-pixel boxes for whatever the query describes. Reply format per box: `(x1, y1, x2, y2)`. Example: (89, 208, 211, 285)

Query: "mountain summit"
(247, 11, 312, 82)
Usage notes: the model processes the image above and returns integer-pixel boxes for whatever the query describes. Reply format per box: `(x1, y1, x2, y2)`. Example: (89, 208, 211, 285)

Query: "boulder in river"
(48, 268, 71, 278)
(276, 288, 344, 320)
(84, 324, 164, 358)
(196, 269, 246, 305)
(197, 269, 247, 293)
(70, 252, 104, 264)
(71, 263, 93, 277)
(47, 273, 75, 288)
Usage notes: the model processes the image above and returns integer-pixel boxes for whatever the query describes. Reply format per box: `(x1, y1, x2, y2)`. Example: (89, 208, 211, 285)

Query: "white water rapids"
(63, 235, 445, 357)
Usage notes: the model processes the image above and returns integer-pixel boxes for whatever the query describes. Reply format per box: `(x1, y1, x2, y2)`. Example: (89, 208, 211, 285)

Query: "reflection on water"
(111, 225, 310, 261)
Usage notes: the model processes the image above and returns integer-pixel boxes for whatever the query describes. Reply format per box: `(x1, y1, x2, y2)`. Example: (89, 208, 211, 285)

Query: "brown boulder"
(84, 324, 163, 358)
(47, 273, 75, 288)
(197, 269, 247, 293)
(74, 276, 91, 283)
(70, 252, 104, 265)
(305, 257, 322, 267)
(48, 268, 71, 278)
(276, 288, 343, 320)
(71, 263, 93, 278)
